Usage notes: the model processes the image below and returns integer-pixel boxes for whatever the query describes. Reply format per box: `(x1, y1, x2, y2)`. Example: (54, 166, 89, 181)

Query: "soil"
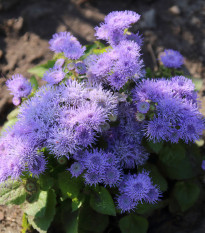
(0, 0, 205, 232)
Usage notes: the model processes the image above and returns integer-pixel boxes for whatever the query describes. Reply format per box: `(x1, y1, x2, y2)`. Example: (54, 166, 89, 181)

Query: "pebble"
(169, 5, 181, 15)
(191, 16, 200, 26)
(0, 50, 3, 59)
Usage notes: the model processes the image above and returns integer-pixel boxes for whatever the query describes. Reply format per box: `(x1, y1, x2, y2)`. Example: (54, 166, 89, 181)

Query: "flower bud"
(135, 112, 145, 121)
(57, 156, 67, 165)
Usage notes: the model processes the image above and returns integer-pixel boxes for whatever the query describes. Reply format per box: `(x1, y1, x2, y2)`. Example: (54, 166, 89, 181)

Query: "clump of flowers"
(160, 49, 184, 68)
(0, 10, 204, 232)
(6, 74, 32, 105)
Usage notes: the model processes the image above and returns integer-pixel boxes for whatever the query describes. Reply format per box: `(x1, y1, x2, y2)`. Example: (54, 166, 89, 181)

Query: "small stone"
(191, 17, 200, 26)
(13, 17, 23, 32)
(169, 6, 181, 15)
(0, 50, 3, 59)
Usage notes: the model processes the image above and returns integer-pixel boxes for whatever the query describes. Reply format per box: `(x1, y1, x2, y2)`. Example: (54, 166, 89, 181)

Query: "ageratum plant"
(0, 11, 204, 233)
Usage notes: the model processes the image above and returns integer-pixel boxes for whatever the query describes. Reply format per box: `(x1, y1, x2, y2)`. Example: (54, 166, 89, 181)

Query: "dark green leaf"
(90, 186, 116, 216)
(142, 164, 168, 192)
(147, 141, 163, 153)
(62, 208, 79, 233)
(136, 200, 169, 215)
(71, 195, 84, 212)
(78, 205, 109, 233)
(119, 214, 149, 233)
(39, 175, 54, 191)
(173, 181, 200, 212)
(159, 144, 201, 180)
(159, 144, 186, 164)
(58, 172, 83, 199)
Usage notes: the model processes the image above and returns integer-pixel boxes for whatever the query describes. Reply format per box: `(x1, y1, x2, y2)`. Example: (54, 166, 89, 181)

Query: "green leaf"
(30, 76, 38, 91)
(159, 144, 186, 164)
(58, 172, 83, 199)
(159, 144, 201, 180)
(24, 191, 48, 217)
(7, 108, 19, 120)
(62, 207, 79, 233)
(39, 175, 54, 191)
(0, 180, 26, 205)
(119, 214, 149, 233)
(136, 200, 169, 215)
(21, 213, 32, 233)
(60, 199, 79, 233)
(27, 189, 56, 233)
(141, 164, 168, 192)
(28, 60, 55, 78)
(72, 195, 84, 212)
(147, 141, 164, 153)
(173, 181, 200, 212)
(78, 205, 109, 233)
(90, 186, 116, 216)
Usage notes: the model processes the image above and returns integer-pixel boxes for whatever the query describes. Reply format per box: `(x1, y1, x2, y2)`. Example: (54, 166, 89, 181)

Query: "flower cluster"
(117, 171, 160, 212)
(160, 49, 184, 68)
(6, 74, 32, 105)
(95, 11, 140, 46)
(1, 10, 204, 214)
(49, 32, 85, 60)
(0, 80, 118, 182)
(133, 76, 204, 143)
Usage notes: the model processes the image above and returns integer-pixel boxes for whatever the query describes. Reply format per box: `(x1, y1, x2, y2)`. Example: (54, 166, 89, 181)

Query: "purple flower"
(6, 74, 32, 98)
(43, 68, 65, 84)
(86, 40, 144, 90)
(28, 154, 47, 177)
(102, 167, 122, 187)
(83, 149, 107, 172)
(64, 41, 85, 60)
(126, 32, 143, 47)
(67, 62, 75, 71)
(160, 49, 184, 68)
(49, 31, 85, 59)
(144, 185, 161, 204)
(70, 103, 107, 132)
(84, 171, 102, 186)
(123, 171, 152, 201)
(54, 58, 65, 69)
(75, 62, 87, 74)
(137, 102, 150, 114)
(133, 77, 205, 143)
(88, 85, 118, 115)
(12, 96, 21, 106)
(74, 125, 96, 147)
(69, 162, 84, 177)
(46, 127, 77, 158)
(49, 32, 72, 53)
(95, 11, 140, 46)
(116, 194, 136, 213)
(104, 11, 140, 31)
